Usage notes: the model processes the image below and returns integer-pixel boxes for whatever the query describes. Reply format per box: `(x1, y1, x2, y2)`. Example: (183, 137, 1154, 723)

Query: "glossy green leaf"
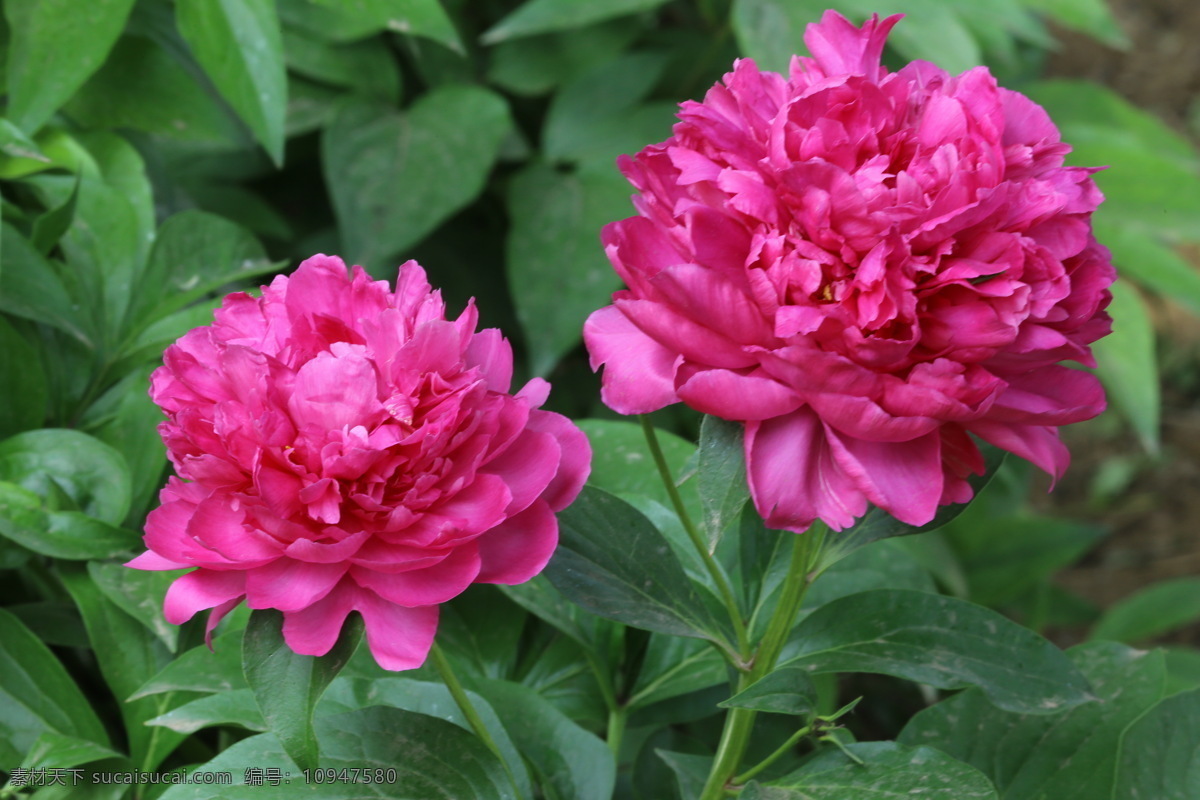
(544, 485, 730, 646)
(482, 0, 669, 44)
(129, 210, 274, 329)
(498, 574, 601, 648)
(323, 87, 510, 268)
(3, 0, 137, 132)
(58, 566, 189, 771)
(1092, 281, 1158, 452)
(477, 679, 615, 800)
(65, 36, 248, 144)
(901, 642, 1169, 800)
(697, 416, 749, 549)
(30, 174, 79, 255)
(0, 608, 110, 765)
(721, 663, 817, 716)
(657, 750, 712, 800)
(1115, 688, 1200, 798)
(147, 689, 267, 734)
(486, 19, 641, 96)
(242, 608, 362, 771)
(0, 222, 94, 346)
(0, 317, 47, 439)
(505, 163, 634, 375)
(319, 676, 531, 798)
(0, 119, 49, 162)
(159, 706, 518, 799)
(1091, 577, 1200, 644)
(282, 28, 401, 101)
(277, 0, 462, 51)
(436, 587, 525, 681)
(0, 484, 139, 560)
(132, 624, 249, 700)
(18, 732, 122, 771)
(783, 589, 1092, 714)
(746, 741, 998, 799)
(575, 419, 695, 511)
(89, 562, 179, 652)
(176, 0, 287, 164)
(0, 429, 131, 524)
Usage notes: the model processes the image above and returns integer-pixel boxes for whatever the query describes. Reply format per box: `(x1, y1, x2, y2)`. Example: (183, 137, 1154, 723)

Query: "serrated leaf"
(177, 0, 287, 164)
(783, 589, 1092, 714)
(323, 87, 510, 269)
(3, 0, 137, 132)
(482, 0, 669, 44)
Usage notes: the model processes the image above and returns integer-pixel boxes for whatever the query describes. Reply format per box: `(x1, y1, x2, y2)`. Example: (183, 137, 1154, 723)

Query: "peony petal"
(163, 570, 246, 625)
(802, 11, 901, 83)
(287, 349, 380, 432)
(244, 559, 346, 611)
(126, 550, 190, 571)
(475, 500, 558, 585)
(483, 429, 561, 515)
(524, 409, 591, 511)
(967, 419, 1069, 480)
(745, 408, 867, 532)
(356, 593, 439, 671)
(351, 543, 480, 606)
(616, 298, 756, 369)
(583, 305, 680, 414)
(188, 495, 281, 562)
(676, 367, 802, 420)
(825, 429, 944, 526)
(463, 328, 514, 393)
(281, 580, 358, 657)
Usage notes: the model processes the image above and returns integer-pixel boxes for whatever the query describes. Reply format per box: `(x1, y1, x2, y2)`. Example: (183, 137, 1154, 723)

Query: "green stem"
(733, 725, 812, 786)
(607, 705, 628, 757)
(639, 416, 750, 661)
(698, 524, 826, 800)
(430, 643, 523, 798)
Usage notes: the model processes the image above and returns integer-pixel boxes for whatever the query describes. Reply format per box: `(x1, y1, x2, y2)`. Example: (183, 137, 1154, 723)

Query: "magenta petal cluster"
(129, 256, 589, 670)
(584, 11, 1114, 533)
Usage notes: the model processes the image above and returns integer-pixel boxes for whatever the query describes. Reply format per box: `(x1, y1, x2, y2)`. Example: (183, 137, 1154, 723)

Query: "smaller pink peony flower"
(584, 11, 1114, 533)
(129, 255, 590, 670)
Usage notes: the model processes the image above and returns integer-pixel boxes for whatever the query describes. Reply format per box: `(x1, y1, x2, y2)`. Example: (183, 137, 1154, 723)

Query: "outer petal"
(163, 570, 246, 625)
(475, 500, 558, 585)
(244, 559, 346, 611)
(825, 428, 944, 526)
(350, 543, 481, 607)
(676, 368, 802, 420)
(583, 305, 680, 414)
(356, 592, 439, 671)
(745, 407, 868, 532)
(525, 409, 591, 511)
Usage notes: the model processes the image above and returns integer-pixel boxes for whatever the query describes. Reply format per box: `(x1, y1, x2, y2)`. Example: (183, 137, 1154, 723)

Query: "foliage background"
(1, 0, 1199, 797)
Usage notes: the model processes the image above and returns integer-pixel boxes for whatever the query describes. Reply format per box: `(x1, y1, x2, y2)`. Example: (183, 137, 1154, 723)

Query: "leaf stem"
(698, 523, 826, 800)
(430, 642, 523, 797)
(733, 724, 812, 785)
(639, 415, 750, 661)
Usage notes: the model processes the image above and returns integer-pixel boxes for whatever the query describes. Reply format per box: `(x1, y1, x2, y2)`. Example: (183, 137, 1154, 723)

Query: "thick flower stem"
(639, 415, 751, 660)
(698, 525, 826, 800)
(430, 642, 523, 798)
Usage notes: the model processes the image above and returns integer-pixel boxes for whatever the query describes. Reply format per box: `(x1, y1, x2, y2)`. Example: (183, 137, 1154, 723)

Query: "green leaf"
(176, 0, 287, 165)
(486, 18, 641, 97)
(498, 575, 602, 648)
(541, 52, 675, 164)
(282, 28, 401, 101)
(575, 419, 695, 511)
(721, 663, 817, 716)
(1091, 577, 1200, 644)
(505, 163, 633, 375)
(242, 608, 362, 771)
(318, 676, 531, 798)
(0, 119, 50, 162)
(3, 0, 137, 132)
(1100, 224, 1200, 317)
(58, 565, 189, 771)
(132, 624, 249, 700)
(146, 688, 267, 734)
(0, 607, 110, 765)
(783, 589, 1092, 714)
(30, 174, 80, 255)
(89, 562, 179, 652)
(697, 416, 749, 549)
(277, 0, 463, 51)
(1092, 281, 1158, 453)
(322, 88, 511, 268)
(656, 750, 712, 800)
(482, 0, 669, 44)
(0, 484, 139, 560)
(1114, 688, 1200, 799)
(544, 485, 730, 646)
(0, 222, 94, 346)
(0, 429, 131, 524)
(477, 679, 615, 800)
(747, 741, 998, 799)
(0, 317, 47, 438)
(799, 539, 937, 618)
(129, 210, 274, 330)
(18, 732, 123, 771)
(627, 633, 727, 709)
(159, 706, 518, 799)
(901, 642, 1168, 800)
(64, 36, 248, 144)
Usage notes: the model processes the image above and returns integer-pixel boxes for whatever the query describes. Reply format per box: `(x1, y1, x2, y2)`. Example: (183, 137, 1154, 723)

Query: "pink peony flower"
(583, 11, 1114, 533)
(128, 256, 589, 670)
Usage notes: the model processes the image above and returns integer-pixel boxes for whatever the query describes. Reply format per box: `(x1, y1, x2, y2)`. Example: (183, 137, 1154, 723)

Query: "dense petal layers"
(130, 256, 590, 669)
(585, 10, 1113, 532)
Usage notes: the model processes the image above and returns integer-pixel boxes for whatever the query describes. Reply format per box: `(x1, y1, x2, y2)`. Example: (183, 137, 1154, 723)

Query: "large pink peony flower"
(584, 11, 1114, 533)
(129, 256, 589, 670)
